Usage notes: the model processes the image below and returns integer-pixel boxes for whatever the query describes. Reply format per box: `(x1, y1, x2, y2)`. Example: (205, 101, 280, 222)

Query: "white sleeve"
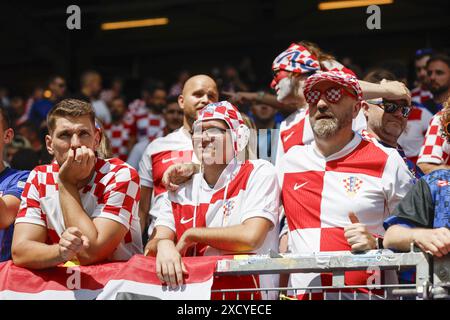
(138, 143, 154, 188)
(382, 151, 415, 213)
(240, 161, 280, 227)
(152, 192, 175, 233)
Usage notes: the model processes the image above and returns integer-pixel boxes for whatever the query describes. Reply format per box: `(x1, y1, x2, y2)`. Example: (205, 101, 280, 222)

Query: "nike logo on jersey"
(283, 131, 294, 143)
(162, 157, 178, 164)
(294, 182, 308, 191)
(180, 217, 194, 224)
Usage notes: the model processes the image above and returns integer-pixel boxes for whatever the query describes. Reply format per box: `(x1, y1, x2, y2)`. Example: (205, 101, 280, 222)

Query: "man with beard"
(138, 75, 218, 238)
(103, 96, 137, 161)
(127, 86, 167, 143)
(276, 71, 414, 299)
(417, 97, 450, 174)
(422, 54, 450, 115)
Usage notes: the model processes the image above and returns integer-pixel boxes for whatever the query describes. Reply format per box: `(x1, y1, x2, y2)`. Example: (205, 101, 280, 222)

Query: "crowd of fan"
(0, 42, 449, 300)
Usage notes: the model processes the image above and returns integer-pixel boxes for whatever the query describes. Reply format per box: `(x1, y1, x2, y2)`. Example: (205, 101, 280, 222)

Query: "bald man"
(138, 75, 219, 236)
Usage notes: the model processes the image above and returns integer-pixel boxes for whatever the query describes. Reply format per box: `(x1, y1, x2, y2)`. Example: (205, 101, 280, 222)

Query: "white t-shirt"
(92, 99, 111, 124)
(154, 159, 280, 257)
(276, 133, 414, 299)
(398, 106, 433, 160)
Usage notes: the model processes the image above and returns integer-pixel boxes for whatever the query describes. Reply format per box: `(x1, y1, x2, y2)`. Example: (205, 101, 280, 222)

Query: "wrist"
(255, 91, 265, 102)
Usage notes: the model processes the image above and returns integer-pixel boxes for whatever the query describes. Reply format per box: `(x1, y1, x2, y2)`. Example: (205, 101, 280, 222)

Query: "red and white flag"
(0, 255, 218, 300)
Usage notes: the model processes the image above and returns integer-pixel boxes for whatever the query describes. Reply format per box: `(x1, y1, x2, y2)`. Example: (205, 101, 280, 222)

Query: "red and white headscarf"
(272, 43, 321, 74)
(303, 71, 363, 102)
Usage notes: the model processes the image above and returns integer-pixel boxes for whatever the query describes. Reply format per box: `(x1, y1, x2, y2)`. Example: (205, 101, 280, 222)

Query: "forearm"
(383, 225, 417, 251)
(417, 162, 450, 175)
(58, 183, 99, 240)
(0, 199, 14, 229)
(187, 225, 265, 252)
(359, 80, 388, 100)
(12, 241, 64, 269)
(257, 93, 298, 114)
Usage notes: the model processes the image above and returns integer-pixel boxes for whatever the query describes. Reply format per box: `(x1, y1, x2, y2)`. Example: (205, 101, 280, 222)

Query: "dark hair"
(427, 54, 450, 68)
(415, 48, 434, 61)
(17, 121, 39, 135)
(11, 148, 40, 171)
(47, 99, 96, 134)
(363, 68, 397, 84)
(0, 107, 11, 129)
(166, 95, 179, 105)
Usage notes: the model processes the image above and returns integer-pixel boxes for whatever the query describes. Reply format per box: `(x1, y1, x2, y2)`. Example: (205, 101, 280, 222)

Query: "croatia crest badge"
(342, 176, 363, 197)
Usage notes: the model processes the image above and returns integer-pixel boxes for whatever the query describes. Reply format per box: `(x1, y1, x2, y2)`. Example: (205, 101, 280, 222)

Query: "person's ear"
(361, 101, 370, 118)
(2, 128, 14, 144)
(94, 127, 101, 150)
(178, 95, 185, 110)
(45, 134, 54, 156)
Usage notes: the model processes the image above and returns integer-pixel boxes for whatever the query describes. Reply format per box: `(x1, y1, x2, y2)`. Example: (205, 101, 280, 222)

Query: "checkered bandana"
(303, 71, 363, 103)
(272, 43, 321, 74)
(194, 101, 245, 152)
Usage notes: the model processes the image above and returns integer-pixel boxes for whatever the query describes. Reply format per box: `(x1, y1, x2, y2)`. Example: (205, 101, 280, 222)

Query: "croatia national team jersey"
(277, 134, 414, 299)
(411, 86, 433, 105)
(103, 121, 137, 161)
(397, 106, 433, 163)
(139, 127, 196, 208)
(154, 159, 280, 257)
(275, 107, 367, 164)
(125, 104, 165, 143)
(15, 158, 143, 261)
(417, 111, 450, 166)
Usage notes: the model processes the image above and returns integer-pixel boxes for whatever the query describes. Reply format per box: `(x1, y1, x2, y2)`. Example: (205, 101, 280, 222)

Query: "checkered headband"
(321, 59, 356, 77)
(303, 71, 363, 102)
(272, 43, 321, 74)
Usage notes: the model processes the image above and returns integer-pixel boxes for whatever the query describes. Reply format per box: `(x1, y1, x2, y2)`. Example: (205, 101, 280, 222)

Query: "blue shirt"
(0, 168, 30, 262)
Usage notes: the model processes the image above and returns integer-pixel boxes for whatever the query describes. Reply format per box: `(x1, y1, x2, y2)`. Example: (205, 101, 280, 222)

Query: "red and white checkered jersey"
(15, 158, 143, 261)
(125, 103, 166, 143)
(103, 121, 137, 161)
(397, 106, 433, 162)
(154, 159, 280, 257)
(277, 134, 413, 299)
(275, 108, 367, 164)
(411, 86, 433, 105)
(139, 127, 195, 204)
(417, 111, 450, 165)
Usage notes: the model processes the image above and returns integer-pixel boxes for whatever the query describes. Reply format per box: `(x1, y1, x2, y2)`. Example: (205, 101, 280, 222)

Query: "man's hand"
(344, 212, 377, 252)
(379, 79, 412, 105)
(175, 229, 197, 256)
(58, 227, 90, 262)
(58, 146, 96, 186)
(412, 227, 450, 257)
(156, 239, 188, 289)
(162, 163, 197, 192)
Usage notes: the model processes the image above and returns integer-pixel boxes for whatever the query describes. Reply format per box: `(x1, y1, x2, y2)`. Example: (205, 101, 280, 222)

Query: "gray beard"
(312, 113, 353, 138)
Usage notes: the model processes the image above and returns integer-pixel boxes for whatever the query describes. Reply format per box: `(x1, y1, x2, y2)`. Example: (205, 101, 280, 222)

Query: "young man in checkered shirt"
(145, 101, 280, 298)
(417, 97, 450, 174)
(276, 71, 415, 299)
(12, 99, 143, 269)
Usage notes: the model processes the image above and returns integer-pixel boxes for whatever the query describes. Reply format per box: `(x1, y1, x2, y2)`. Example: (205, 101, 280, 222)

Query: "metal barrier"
(212, 249, 450, 300)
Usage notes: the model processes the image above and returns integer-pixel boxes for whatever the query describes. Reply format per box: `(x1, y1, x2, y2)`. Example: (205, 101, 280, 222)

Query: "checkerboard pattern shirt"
(103, 121, 137, 161)
(411, 86, 433, 105)
(125, 103, 166, 143)
(276, 134, 414, 299)
(417, 111, 450, 166)
(15, 158, 143, 261)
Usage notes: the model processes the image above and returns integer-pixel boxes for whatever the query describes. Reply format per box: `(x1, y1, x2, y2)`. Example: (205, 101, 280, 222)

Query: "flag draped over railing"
(0, 255, 218, 300)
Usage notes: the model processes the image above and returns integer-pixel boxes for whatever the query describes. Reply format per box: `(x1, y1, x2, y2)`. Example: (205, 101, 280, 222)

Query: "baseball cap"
(303, 71, 363, 102)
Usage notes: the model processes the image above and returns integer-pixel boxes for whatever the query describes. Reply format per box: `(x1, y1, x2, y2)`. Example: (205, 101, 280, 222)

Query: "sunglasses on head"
(368, 99, 412, 118)
(305, 86, 356, 105)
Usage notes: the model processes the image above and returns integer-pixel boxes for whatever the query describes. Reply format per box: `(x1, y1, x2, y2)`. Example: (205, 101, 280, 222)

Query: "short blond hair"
(47, 99, 96, 134)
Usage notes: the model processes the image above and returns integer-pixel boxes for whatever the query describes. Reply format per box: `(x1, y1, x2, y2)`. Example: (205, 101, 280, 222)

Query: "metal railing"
(212, 249, 450, 300)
